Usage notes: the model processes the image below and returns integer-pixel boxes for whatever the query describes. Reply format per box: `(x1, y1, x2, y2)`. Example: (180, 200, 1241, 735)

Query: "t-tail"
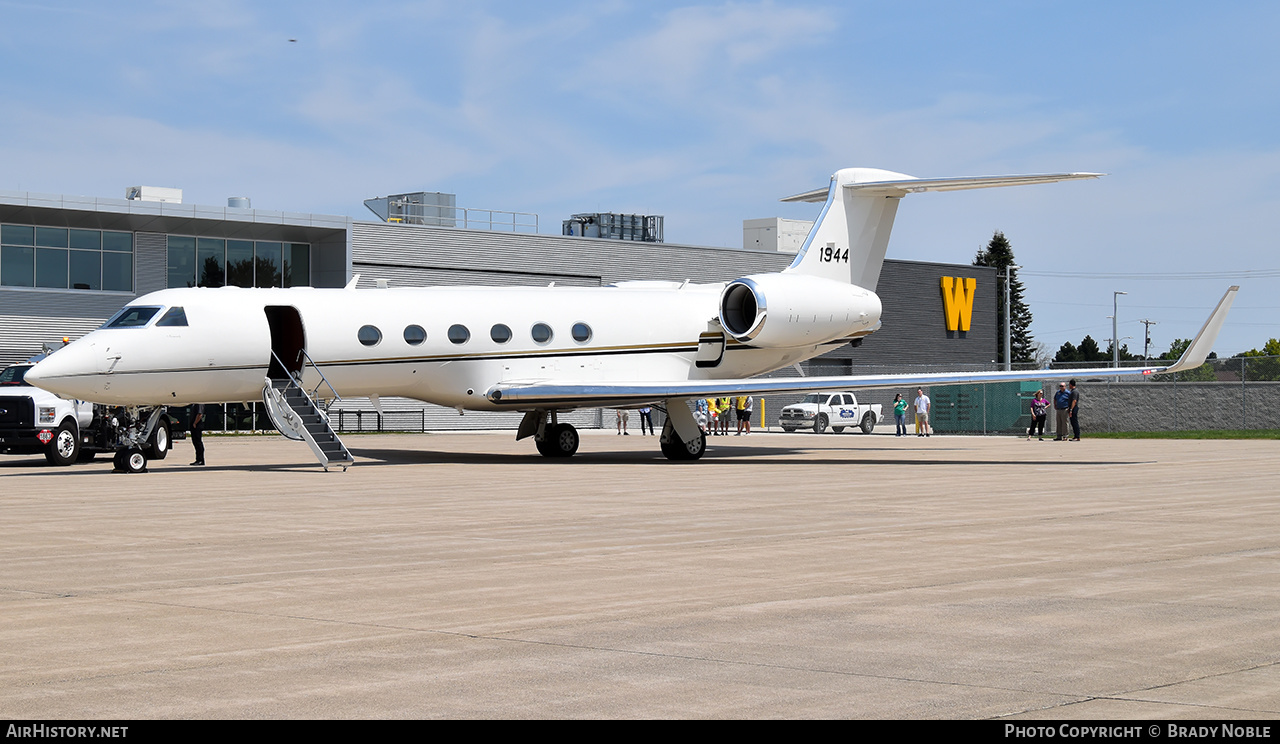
(780, 168, 1104, 290)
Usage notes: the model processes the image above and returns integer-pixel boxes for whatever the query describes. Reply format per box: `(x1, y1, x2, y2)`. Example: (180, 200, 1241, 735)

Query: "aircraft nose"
(26, 341, 100, 398)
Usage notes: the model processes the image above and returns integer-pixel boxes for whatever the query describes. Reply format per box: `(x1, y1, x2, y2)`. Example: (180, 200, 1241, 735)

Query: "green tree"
(973, 231, 1034, 365)
(1077, 335, 1105, 362)
(1155, 338, 1217, 381)
(1237, 338, 1280, 381)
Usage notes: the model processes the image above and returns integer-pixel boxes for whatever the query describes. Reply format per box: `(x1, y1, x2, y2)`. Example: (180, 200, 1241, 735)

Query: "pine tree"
(973, 231, 1034, 365)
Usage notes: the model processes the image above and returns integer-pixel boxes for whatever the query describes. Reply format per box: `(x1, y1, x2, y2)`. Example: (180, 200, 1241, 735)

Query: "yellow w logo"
(940, 277, 976, 332)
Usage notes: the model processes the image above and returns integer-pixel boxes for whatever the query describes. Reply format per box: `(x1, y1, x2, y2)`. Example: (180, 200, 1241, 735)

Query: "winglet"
(1163, 286, 1239, 374)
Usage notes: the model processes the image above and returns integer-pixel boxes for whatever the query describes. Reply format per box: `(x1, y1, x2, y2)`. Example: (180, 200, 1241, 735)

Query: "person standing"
(734, 396, 747, 435)
(893, 393, 908, 436)
(913, 388, 931, 437)
(1027, 389, 1049, 440)
(616, 408, 630, 435)
(1068, 379, 1081, 440)
(718, 397, 732, 436)
(1052, 382, 1071, 441)
(638, 406, 654, 436)
(740, 396, 753, 435)
(189, 403, 206, 466)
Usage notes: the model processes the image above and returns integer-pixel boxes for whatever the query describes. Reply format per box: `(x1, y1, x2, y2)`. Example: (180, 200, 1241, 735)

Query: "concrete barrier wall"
(1050, 381, 1280, 434)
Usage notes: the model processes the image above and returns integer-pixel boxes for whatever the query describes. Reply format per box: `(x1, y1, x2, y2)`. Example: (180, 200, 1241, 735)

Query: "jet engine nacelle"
(718, 274, 882, 348)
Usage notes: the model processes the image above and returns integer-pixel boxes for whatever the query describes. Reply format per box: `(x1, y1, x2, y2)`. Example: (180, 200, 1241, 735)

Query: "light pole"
(1003, 264, 1022, 371)
(1112, 291, 1128, 368)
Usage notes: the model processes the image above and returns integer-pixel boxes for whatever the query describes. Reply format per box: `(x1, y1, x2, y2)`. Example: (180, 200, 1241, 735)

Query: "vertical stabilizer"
(779, 168, 1103, 291)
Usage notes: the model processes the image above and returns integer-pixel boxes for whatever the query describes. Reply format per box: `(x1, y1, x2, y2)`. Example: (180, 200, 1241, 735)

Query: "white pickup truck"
(0, 360, 173, 470)
(777, 391, 881, 434)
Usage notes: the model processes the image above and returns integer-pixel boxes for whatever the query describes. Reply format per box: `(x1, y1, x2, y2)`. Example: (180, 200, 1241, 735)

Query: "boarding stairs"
(262, 351, 353, 471)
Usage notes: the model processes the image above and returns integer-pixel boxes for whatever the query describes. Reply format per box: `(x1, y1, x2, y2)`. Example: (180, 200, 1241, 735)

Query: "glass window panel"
(403, 325, 426, 345)
(104, 306, 161, 328)
(254, 241, 282, 288)
(284, 243, 310, 287)
(70, 250, 101, 290)
(531, 322, 553, 344)
(197, 238, 226, 288)
(102, 251, 132, 292)
(571, 322, 592, 343)
(69, 229, 101, 250)
(1, 224, 34, 246)
(35, 227, 69, 248)
(156, 307, 188, 326)
(35, 248, 68, 289)
(490, 324, 512, 344)
(102, 231, 132, 253)
(448, 325, 470, 344)
(358, 325, 382, 346)
(167, 236, 196, 288)
(1, 245, 35, 286)
(227, 240, 254, 287)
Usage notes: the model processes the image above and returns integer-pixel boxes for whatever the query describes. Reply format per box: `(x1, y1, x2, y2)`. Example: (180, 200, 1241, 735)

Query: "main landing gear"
(659, 418, 706, 461)
(535, 422, 580, 458)
(519, 404, 706, 461)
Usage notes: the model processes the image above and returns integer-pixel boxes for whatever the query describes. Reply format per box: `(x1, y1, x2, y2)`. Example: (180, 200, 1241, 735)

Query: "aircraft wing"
(487, 286, 1237, 409)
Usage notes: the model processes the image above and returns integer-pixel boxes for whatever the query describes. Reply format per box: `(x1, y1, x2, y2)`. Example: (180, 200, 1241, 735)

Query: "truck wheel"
(44, 422, 80, 466)
(860, 413, 876, 434)
(145, 420, 171, 461)
(813, 414, 828, 434)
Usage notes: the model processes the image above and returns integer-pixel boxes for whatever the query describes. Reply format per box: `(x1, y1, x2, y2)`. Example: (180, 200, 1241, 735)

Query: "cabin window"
(403, 325, 426, 345)
(103, 305, 161, 328)
(531, 322, 553, 345)
(490, 324, 512, 344)
(448, 324, 470, 344)
(358, 325, 382, 346)
(156, 307, 189, 327)
(571, 322, 592, 343)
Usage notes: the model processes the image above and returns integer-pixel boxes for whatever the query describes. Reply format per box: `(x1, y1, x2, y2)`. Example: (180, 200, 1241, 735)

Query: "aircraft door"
(264, 306, 306, 380)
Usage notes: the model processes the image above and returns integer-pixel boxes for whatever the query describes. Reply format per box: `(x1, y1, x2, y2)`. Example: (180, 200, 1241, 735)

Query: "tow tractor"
(0, 347, 173, 473)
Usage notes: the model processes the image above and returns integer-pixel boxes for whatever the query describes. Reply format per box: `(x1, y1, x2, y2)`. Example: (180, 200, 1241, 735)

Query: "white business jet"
(26, 167, 1237, 468)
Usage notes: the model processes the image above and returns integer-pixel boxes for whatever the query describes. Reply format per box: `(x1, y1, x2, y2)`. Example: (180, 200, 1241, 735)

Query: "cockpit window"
(156, 307, 189, 327)
(103, 305, 162, 328)
(0, 365, 31, 386)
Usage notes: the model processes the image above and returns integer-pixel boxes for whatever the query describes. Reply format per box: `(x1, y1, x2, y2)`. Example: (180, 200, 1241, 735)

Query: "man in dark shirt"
(1068, 379, 1081, 441)
(190, 403, 206, 466)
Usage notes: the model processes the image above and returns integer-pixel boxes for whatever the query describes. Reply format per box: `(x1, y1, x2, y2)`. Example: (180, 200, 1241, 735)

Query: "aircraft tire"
(145, 419, 171, 461)
(536, 424, 579, 458)
(813, 414, 828, 434)
(124, 448, 147, 474)
(551, 424, 579, 457)
(860, 413, 876, 434)
(661, 430, 706, 461)
(44, 422, 80, 466)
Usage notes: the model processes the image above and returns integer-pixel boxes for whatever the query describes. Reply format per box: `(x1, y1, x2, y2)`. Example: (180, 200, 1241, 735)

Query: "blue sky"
(3, 1, 1278, 358)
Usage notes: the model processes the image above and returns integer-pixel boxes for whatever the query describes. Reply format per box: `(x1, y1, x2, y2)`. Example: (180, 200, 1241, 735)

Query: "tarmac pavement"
(1, 430, 1277, 719)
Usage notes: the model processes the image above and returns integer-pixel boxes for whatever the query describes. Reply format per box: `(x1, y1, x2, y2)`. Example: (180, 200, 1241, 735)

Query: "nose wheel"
(112, 448, 148, 474)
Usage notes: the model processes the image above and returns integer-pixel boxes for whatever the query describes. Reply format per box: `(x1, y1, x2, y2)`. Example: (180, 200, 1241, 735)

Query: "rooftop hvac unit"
(562, 213, 663, 242)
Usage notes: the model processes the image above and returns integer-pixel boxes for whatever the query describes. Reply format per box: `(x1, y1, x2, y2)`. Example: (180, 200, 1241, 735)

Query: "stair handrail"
(270, 348, 342, 406)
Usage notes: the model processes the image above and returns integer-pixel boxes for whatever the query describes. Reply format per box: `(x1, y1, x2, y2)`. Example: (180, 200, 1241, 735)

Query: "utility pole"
(1139, 319, 1157, 360)
(1112, 291, 1128, 368)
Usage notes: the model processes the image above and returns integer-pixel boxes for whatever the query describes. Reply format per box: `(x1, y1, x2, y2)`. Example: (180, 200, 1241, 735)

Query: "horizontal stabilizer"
(780, 172, 1102, 202)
